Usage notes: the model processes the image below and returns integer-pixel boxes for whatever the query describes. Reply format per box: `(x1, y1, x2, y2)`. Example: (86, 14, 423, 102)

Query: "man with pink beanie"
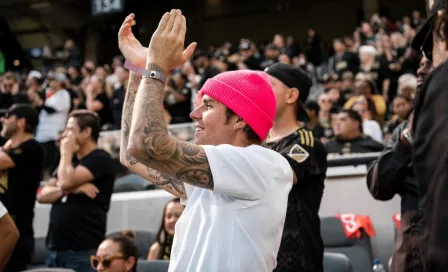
(118, 10, 293, 272)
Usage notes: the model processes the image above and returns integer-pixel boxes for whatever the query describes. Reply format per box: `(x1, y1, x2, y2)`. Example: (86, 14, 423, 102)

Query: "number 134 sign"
(92, 0, 124, 16)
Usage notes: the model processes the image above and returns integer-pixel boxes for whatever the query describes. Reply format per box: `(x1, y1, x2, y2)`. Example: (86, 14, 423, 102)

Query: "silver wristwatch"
(124, 60, 166, 83)
(402, 128, 413, 145)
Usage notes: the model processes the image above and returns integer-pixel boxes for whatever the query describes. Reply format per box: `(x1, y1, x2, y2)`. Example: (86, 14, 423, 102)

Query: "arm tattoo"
(129, 64, 214, 190)
(120, 71, 186, 196)
(120, 71, 141, 163)
(147, 167, 184, 195)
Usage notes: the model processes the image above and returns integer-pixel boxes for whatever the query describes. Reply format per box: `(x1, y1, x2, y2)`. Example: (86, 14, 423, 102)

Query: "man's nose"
(190, 106, 202, 120)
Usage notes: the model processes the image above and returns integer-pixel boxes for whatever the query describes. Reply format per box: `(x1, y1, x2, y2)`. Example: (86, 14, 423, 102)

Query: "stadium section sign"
(92, 0, 124, 16)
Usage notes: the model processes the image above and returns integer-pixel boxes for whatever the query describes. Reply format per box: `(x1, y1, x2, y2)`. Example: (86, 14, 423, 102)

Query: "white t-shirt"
(0, 201, 7, 219)
(35, 89, 71, 143)
(169, 145, 293, 272)
(363, 120, 384, 143)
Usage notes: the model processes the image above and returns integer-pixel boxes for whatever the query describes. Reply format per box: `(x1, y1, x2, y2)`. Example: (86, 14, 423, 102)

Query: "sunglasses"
(91, 255, 126, 270)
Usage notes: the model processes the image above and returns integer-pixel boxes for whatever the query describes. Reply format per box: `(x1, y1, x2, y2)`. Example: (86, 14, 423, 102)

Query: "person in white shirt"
(0, 201, 19, 271)
(118, 10, 294, 271)
(34, 73, 71, 175)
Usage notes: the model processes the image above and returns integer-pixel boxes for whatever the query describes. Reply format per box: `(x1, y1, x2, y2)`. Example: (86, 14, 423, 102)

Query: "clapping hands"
(118, 9, 197, 72)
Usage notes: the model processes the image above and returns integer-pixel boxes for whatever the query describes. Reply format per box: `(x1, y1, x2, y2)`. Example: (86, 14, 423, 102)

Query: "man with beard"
(366, 55, 432, 272)
(38, 110, 116, 271)
(0, 103, 43, 271)
(412, 0, 448, 270)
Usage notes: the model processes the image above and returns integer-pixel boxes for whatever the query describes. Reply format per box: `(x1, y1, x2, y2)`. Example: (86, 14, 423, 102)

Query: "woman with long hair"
(148, 198, 184, 260)
(352, 95, 384, 143)
(91, 231, 138, 272)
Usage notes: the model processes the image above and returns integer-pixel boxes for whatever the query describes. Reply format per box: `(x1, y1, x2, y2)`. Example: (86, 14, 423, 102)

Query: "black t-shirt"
(95, 93, 113, 127)
(0, 139, 43, 237)
(325, 136, 384, 155)
(334, 52, 360, 77)
(46, 149, 116, 251)
(263, 127, 328, 272)
(111, 86, 125, 129)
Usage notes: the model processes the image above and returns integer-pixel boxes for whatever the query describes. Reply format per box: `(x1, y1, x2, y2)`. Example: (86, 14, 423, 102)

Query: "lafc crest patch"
(288, 144, 310, 163)
(13, 148, 22, 154)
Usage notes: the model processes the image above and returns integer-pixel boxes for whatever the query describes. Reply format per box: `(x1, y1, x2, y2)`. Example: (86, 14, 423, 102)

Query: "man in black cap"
(0, 103, 44, 271)
(264, 63, 328, 272)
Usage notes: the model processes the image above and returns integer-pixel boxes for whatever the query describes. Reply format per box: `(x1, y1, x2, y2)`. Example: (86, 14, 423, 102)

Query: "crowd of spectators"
(0, 10, 427, 167)
(0, 8, 431, 271)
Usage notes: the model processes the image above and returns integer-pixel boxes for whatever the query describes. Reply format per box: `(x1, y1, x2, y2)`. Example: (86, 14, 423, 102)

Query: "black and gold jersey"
(263, 127, 327, 272)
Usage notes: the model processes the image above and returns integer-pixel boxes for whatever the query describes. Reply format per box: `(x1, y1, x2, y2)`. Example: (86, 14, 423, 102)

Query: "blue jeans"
(45, 249, 96, 272)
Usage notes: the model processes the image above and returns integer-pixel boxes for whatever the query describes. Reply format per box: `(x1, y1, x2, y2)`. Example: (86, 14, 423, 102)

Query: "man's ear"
(234, 117, 247, 130)
(17, 118, 26, 130)
(286, 87, 300, 105)
(81, 127, 92, 140)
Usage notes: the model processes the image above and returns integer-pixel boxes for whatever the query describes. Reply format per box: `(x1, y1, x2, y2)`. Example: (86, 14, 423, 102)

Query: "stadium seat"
(137, 260, 169, 272)
(113, 174, 157, 193)
(323, 252, 353, 272)
(321, 217, 373, 272)
(107, 230, 156, 259)
(30, 237, 49, 267)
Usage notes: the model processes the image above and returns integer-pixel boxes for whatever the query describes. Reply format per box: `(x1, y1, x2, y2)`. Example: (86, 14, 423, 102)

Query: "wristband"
(124, 60, 166, 83)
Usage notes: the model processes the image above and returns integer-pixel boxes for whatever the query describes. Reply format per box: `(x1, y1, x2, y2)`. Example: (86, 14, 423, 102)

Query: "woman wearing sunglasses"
(91, 231, 138, 272)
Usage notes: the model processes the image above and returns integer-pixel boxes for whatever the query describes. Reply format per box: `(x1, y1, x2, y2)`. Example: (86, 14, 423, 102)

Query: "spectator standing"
(305, 101, 326, 140)
(164, 72, 192, 124)
(264, 63, 328, 272)
(34, 73, 71, 177)
(64, 39, 81, 68)
(0, 72, 25, 110)
(111, 66, 129, 129)
(0, 104, 43, 271)
(85, 75, 113, 128)
(38, 110, 116, 271)
(119, 11, 293, 271)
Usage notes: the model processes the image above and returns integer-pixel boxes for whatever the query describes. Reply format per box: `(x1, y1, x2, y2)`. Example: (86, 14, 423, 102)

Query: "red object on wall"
(393, 213, 401, 230)
(336, 213, 376, 239)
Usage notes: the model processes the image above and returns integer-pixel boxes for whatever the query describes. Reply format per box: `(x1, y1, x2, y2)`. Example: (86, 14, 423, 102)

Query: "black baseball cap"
(5, 104, 39, 132)
(265, 63, 312, 122)
(411, 0, 448, 60)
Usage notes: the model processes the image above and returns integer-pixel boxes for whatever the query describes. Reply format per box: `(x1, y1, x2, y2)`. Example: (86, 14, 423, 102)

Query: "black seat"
(323, 252, 353, 272)
(321, 217, 373, 272)
(107, 230, 156, 259)
(137, 260, 169, 272)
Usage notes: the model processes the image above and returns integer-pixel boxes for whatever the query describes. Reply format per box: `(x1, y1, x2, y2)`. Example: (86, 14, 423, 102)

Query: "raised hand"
(118, 13, 147, 68)
(147, 9, 197, 72)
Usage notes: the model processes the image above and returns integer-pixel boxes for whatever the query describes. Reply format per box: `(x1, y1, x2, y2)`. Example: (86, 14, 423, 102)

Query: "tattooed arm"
(120, 71, 186, 198)
(127, 65, 214, 190)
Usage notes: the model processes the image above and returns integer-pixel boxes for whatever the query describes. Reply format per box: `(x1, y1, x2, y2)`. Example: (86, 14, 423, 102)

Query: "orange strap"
(336, 213, 376, 239)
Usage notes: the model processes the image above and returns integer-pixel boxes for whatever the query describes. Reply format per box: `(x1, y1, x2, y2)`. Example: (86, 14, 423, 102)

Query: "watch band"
(124, 60, 166, 83)
(402, 128, 413, 145)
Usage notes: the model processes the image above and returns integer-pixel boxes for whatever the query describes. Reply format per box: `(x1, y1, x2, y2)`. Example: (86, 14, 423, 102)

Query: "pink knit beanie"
(199, 70, 276, 141)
